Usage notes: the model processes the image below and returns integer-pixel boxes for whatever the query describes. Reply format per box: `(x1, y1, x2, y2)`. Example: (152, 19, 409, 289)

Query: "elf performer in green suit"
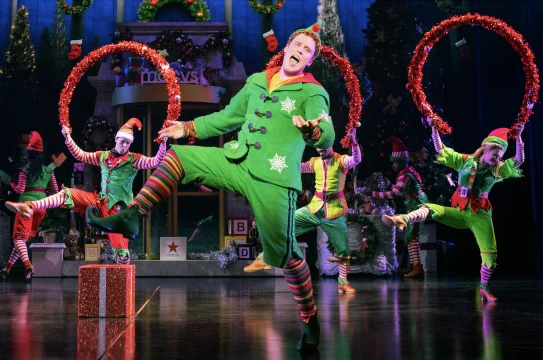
(372, 137, 429, 277)
(244, 128, 362, 295)
(5, 118, 167, 265)
(382, 116, 525, 303)
(87, 21, 333, 352)
(2, 132, 59, 281)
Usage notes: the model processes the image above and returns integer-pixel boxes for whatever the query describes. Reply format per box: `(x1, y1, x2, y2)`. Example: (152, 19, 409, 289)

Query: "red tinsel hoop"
(408, 13, 539, 139)
(266, 45, 363, 148)
(59, 41, 181, 133)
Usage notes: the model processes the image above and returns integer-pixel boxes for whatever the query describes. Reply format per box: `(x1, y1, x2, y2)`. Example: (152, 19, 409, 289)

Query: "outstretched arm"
(341, 128, 362, 171)
(424, 116, 445, 153)
(513, 123, 525, 168)
(372, 173, 411, 199)
(132, 140, 168, 170)
(62, 126, 102, 166)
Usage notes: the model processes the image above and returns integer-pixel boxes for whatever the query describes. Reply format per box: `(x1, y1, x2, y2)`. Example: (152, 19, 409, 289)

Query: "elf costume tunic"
(6, 132, 59, 274)
(424, 145, 521, 268)
(174, 66, 335, 268)
(61, 139, 166, 260)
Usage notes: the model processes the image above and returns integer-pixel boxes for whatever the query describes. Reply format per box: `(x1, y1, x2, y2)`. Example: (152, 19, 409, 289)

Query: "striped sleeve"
(341, 143, 362, 172)
(372, 174, 409, 199)
(10, 170, 27, 194)
(65, 137, 101, 166)
(513, 141, 524, 168)
(49, 173, 59, 194)
(132, 141, 167, 170)
(300, 161, 314, 174)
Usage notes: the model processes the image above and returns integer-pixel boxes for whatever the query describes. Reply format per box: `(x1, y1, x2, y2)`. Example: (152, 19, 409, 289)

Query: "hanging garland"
(407, 13, 539, 138)
(56, 0, 93, 15)
(138, 0, 211, 22)
(59, 41, 181, 133)
(82, 116, 115, 151)
(266, 44, 363, 148)
(150, 29, 233, 67)
(248, 0, 285, 15)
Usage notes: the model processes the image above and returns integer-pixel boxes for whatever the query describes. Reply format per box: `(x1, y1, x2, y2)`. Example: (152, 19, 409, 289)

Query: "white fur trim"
(116, 131, 134, 142)
(262, 29, 274, 38)
(70, 39, 83, 45)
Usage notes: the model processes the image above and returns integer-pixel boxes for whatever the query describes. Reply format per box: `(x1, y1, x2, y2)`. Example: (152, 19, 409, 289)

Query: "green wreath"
(248, 0, 285, 15)
(328, 215, 378, 266)
(138, 0, 211, 22)
(56, 0, 93, 15)
(82, 116, 116, 152)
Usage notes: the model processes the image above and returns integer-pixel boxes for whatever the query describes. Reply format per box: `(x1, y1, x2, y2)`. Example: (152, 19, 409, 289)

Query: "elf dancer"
(87, 22, 333, 352)
(382, 117, 525, 302)
(1, 132, 58, 281)
(245, 128, 362, 294)
(6, 119, 167, 265)
(372, 137, 428, 277)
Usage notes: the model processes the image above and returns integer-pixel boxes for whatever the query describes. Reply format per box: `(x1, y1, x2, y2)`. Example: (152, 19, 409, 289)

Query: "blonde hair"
(471, 143, 504, 178)
(286, 30, 321, 60)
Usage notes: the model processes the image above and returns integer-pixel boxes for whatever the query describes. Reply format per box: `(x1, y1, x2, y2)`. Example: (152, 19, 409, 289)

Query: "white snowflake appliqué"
(230, 143, 239, 150)
(319, 109, 331, 123)
(269, 153, 288, 174)
(280, 97, 297, 114)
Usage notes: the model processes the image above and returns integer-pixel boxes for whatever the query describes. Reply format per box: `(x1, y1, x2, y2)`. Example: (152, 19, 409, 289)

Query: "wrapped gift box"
(78, 264, 136, 318)
(77, 318, 135, 360)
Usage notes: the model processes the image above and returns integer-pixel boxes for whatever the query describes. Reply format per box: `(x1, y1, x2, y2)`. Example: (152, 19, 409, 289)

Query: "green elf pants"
(425, 203, 497, 268)
(174, 146, 303, 268)
(295, 207, 349, 258)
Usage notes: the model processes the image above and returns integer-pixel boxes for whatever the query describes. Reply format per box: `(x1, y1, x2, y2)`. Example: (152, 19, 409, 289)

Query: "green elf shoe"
(297, 312, 320, 352)
(86, 205, 141, 240)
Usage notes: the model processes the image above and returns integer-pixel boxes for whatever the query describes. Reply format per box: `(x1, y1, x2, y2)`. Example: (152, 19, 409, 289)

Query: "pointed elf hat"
(116, 118, 142, 142)
(306, 20, 322, 35)
(482, 128, 509, 151)
(27, 131, 43, 152)
(388, 137, 409, 161)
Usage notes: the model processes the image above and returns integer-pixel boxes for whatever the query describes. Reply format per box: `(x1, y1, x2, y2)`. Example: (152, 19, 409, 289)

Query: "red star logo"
(167, 241, 179, 253)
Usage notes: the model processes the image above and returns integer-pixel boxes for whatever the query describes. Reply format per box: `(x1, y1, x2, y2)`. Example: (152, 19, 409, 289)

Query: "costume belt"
(315, 190, 344, 202)
(457, 186, 488, 199)
(26, 187, 45, 193)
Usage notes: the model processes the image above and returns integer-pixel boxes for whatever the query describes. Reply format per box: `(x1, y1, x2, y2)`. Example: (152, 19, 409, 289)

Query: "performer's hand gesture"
(347, 127, 358, 143)
(158, 120, 184, 140)
(61, 125, 72, 139)
(292, 115, 323, 133)
(515, 122, 525, 136)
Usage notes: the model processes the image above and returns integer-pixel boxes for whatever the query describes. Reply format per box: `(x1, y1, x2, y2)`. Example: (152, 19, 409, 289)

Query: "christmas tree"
(1, 6, 38, 105)
(311, 0, 346, 93)
(360, 0, 455, 205)
(49, 8, 71, 88)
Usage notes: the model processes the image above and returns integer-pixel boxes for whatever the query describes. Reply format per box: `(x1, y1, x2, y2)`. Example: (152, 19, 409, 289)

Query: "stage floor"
(0, 275, 542, 359)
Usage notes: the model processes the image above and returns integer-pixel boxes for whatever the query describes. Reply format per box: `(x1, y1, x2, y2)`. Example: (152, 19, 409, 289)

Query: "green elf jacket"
(19, 166, 54, 202)
(98, 151, 139, 209)
(193, 67, 335, 191)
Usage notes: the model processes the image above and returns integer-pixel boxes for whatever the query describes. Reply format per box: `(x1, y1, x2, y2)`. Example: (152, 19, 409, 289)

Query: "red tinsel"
(408, 13, 539, 139)
(266, 45, 363, 148)
(59, 41, 181, 133)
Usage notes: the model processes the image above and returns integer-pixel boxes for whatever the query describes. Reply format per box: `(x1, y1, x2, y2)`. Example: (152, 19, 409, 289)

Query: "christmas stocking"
(455, 38, 470, 61)
(262, 29, 278, 53)
(68, 39, 82, 61)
